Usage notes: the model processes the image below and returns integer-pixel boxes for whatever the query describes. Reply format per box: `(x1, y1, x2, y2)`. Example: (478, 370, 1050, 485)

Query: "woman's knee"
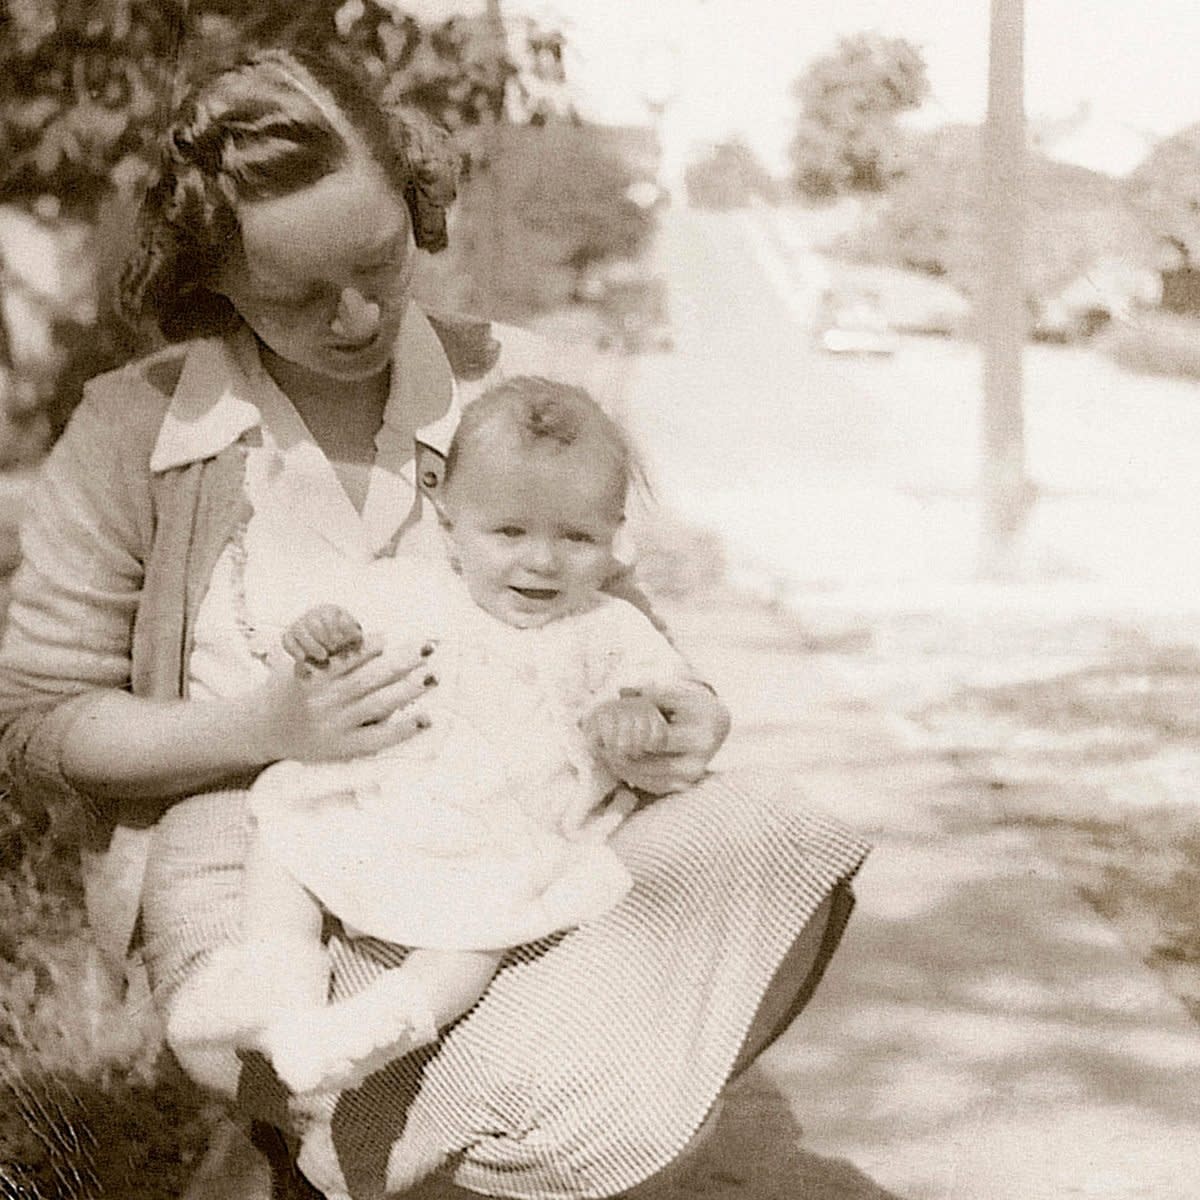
(141, 792, 250, 967)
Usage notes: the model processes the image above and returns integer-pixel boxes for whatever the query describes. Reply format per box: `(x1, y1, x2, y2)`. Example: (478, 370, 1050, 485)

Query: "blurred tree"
(788, 32, 929, 201)
(685, 137, 779, 209)
(0, 0, 184, 218)
(0, 0, 525, 220)
(470, 123, 656, 317)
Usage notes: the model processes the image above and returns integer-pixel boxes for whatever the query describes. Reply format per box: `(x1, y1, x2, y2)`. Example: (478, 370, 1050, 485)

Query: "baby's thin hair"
(444, 376, 650, 506)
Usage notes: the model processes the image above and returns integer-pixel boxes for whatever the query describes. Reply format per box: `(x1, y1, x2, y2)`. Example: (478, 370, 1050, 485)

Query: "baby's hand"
(282, 604, 364, 669)
(580, 691, 670, 765)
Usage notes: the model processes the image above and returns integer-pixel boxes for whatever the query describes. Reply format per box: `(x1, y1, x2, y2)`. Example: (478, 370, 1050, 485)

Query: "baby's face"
(444, 445, 623, 628)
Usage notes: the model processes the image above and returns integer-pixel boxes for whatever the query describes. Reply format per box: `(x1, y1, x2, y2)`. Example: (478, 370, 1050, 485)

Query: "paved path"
(634, 591, 1200, 1200)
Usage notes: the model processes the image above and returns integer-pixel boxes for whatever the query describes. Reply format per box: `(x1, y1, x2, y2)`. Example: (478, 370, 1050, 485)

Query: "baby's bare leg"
(166, 836, 329, 1059)
(240, 835, 324, 948)
(267, 947, 503, 1095)
(393, 947, 503, 1027)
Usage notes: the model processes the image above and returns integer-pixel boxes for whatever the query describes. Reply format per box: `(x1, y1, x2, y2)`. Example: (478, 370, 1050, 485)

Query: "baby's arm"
(579, 602, 730, 794)
(281, 603, 365, 669)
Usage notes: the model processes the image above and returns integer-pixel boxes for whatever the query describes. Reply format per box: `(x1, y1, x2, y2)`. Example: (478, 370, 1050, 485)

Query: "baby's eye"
(496, 525, 525, 538)
(563, 530, 596, 545)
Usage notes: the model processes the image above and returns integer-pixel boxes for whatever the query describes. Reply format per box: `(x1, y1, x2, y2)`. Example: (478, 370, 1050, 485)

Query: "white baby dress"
(188, 356, 694, 953)
(251, 562, 693, 951)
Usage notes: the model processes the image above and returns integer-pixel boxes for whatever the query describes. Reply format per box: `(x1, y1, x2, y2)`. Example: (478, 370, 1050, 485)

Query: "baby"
(168, 376, 722, 1101)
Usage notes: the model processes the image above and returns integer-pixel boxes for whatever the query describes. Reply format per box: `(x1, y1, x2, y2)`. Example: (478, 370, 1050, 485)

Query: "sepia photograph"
(0, 1, 1197, 1197)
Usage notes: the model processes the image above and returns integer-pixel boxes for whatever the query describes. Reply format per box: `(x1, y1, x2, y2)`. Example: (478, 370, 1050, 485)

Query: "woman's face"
(217, 148, 417, 383)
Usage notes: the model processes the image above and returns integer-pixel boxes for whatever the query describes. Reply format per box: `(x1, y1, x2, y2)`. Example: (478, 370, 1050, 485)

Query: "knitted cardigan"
(0, 309, 632, 965)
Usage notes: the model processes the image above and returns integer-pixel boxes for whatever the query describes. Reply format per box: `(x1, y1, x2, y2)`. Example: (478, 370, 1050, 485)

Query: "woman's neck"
(259, 345, 391, 457)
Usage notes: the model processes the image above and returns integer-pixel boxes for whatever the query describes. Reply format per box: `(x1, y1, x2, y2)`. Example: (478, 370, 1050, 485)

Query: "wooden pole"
(980, 0, 1032, 577)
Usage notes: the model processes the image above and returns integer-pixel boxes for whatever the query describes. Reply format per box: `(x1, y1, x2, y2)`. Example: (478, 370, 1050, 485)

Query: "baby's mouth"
(510, 586, 560, 601)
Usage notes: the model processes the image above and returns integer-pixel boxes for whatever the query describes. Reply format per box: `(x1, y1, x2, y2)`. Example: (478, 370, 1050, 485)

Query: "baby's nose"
(330, 286, 381, 343)
(523, 537, 559, 572)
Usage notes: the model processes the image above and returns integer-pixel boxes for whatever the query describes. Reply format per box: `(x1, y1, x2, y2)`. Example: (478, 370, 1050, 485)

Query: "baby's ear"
(610, 515, 637, 572)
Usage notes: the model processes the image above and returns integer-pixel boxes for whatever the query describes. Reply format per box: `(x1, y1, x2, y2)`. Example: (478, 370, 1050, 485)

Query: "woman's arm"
(0, 384, 430, 830)
(0, 383, 157, 831)
(61, 638, 433, 805)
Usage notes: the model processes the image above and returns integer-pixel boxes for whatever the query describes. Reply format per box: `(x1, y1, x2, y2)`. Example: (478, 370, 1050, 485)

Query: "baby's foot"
(167, 943, 273, 1051)
(264, 974, 439, 1094)
(296, 1117, 350, 1200)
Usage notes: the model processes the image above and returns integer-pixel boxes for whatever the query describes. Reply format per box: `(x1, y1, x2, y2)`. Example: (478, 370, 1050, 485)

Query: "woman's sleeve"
(0, 380, 152, 838)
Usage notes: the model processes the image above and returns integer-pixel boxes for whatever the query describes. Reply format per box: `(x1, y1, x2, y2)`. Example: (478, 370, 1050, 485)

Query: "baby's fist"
(282, 603, 364, 668)
(581, 693, 670, 763)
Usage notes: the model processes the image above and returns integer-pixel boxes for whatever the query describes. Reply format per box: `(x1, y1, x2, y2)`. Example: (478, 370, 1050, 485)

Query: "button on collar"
(416, 445, 445, 493)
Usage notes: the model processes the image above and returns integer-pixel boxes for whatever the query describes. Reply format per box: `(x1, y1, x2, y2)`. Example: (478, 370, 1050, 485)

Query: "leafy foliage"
(0, 0, 185, 217)
(0, 0, 518, 219)
(418, 122, 658, 322)
(0, 1068, 212, 1199)
(509, 126, 655, 278)
(788, 33, 929, 200)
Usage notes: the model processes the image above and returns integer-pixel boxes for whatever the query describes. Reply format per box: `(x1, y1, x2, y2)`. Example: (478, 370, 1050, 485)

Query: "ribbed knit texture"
(142, 767, 868, 1200)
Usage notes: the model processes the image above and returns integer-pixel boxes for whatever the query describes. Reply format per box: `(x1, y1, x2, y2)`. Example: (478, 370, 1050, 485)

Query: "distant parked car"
(1033, 257, 1162, 343)
(813, 287, 899, 355)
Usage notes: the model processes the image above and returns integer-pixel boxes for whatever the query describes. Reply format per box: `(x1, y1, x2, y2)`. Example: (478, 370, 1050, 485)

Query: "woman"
(0, 45, 869, 1200)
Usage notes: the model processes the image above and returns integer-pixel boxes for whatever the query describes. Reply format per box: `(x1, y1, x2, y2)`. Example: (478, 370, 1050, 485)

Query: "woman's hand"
(251, 633, 437, 763)
(585, 683, 730, 796)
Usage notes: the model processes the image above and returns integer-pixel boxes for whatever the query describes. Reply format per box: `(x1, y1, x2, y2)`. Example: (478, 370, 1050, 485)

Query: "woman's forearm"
(60, 689, 273, 803)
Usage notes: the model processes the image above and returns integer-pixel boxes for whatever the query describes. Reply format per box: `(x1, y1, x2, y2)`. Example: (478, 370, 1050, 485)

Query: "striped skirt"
(141, 768, 868, 1200)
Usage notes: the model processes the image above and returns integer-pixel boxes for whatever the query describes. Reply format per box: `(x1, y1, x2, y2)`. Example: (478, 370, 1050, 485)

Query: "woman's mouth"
(329, 332, 380, 355)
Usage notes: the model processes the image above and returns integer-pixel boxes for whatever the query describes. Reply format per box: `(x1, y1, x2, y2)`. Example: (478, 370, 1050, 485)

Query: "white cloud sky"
(493, 0, 1200, 174)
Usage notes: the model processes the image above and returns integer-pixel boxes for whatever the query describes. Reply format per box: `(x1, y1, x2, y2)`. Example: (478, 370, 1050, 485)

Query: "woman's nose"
(330, 286, 381, 343)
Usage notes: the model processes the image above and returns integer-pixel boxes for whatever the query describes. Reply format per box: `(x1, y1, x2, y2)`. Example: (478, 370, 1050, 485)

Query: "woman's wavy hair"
(118, 46, 460, 342)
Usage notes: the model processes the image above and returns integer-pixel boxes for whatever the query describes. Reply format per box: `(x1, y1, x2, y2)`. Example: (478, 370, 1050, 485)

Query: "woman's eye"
(497, 526, 524, 538)
(564, 530, 596, 545)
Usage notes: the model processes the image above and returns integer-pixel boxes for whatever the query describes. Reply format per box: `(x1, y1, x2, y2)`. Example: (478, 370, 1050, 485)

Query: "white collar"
(149, 303, 458, 473)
